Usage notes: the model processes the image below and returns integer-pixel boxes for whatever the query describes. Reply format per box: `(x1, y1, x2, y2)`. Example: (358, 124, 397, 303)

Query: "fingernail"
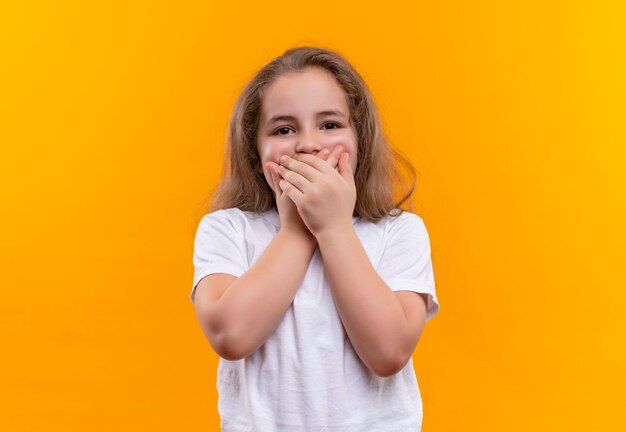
(336, 145, 344, 153)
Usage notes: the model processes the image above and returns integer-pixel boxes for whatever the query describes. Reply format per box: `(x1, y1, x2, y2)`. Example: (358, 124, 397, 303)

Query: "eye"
(273, 126, 294, 136)
(322, 122, 341, 130)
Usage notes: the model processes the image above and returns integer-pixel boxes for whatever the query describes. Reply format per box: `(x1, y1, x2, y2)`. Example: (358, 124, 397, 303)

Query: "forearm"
(316, 226, 408, 376)
(215, 228, 317, 359)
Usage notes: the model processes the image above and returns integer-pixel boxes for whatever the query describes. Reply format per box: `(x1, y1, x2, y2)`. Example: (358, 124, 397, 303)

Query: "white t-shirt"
(190, 207, 440, 432)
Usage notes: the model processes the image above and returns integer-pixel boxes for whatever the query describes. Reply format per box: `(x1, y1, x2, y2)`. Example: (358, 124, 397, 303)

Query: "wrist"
(314, 222, 355, 245)
(278, 227, 317, 249)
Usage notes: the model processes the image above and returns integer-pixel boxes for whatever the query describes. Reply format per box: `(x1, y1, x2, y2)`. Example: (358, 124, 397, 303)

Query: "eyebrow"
(265, 110, 347, 126)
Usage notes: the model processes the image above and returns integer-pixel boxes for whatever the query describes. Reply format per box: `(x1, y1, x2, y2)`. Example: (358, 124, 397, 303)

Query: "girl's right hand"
(266, 145, 345, 239)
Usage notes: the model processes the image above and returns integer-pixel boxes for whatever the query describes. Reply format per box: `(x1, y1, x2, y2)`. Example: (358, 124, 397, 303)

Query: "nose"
(295, 130, 322, 155)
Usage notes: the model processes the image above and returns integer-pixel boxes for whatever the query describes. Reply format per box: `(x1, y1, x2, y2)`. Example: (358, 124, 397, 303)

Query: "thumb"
(338, 152, 352, 179)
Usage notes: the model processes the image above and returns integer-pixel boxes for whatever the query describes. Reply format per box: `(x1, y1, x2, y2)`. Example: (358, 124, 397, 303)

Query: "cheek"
(257, 140, 289, 189)
(259, 139, 291, 163)
(338, 131, 358, 164)
(346, 132, 358, 173)
(325, 131, 357, 152)
(349, 151, 358, 172)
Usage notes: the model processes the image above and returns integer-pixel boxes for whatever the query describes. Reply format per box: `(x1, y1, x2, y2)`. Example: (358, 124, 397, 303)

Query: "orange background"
(1, 1, 625, 430)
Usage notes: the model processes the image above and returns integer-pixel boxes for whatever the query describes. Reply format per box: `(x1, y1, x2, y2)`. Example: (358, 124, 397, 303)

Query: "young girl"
(190, 46, 440, 431)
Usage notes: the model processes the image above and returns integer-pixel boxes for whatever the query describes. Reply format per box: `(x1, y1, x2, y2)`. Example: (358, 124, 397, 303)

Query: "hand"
(276, 144, 356, 238)
(265, 145, 345, 239)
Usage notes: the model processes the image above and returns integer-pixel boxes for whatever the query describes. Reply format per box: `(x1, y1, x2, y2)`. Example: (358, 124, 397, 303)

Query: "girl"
(190, 46, 440, 431)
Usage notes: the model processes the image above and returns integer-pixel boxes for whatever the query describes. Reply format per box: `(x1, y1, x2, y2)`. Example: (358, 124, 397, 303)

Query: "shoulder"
(373, 210, 428, 237)
(378, 210, 431, 250)
(387, 211, 430, 249)
(388, 210, 427, 235)
(388, 209, 425, 225)
(197, 207, 276, 234)
(199, 207, 252, 226)
(354, 210, 429, 257)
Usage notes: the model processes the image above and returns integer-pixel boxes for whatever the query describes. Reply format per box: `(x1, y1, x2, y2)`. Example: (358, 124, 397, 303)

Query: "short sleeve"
(377, 212, 440, 322)
(190, 210, 248, 304)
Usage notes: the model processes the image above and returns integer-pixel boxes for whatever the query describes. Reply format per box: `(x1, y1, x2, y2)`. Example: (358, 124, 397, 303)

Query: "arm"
(274, 151, 429, 376)
(194, 150, 345, 360)
(316, 226, 428, 377)
(194, 228, 317, 360)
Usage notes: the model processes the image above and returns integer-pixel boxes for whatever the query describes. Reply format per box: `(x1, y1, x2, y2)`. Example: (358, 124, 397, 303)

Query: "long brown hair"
(204, 45, 419, 222)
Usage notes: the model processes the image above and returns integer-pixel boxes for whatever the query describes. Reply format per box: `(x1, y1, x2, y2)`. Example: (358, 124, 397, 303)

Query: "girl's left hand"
(277, 146, 356, 238)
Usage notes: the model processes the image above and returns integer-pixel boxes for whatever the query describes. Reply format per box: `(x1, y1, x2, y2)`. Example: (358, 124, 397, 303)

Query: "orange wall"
(1, 1, 624, 430)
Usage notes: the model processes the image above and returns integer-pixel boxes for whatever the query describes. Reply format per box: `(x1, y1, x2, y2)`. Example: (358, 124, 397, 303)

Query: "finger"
(268, 162, 278, 193)
(324, 144, 345, 170)
(280, 155, 322, 182)
(316, 148, 338, 171)
(278, 164, 311, 193)
(338, 151, 353, 179)
(317, 148, 330, 161)
(266, 162, 281, 197)
(279, 178, 304, 207)
(291, 153, 335, 175)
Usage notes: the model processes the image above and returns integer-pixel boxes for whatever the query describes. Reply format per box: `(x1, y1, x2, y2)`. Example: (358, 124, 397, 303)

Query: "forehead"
(260, 67, 349, 118)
